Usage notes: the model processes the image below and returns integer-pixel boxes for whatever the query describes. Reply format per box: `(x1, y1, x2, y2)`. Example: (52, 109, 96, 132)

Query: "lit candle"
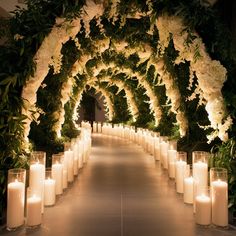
(184, 176, 194, 204)
(26, 194, 42, 227)
(193, 161, 208, 187)
(52, 162, 63, 195)
(97, 123, 102, 133)
(64, 149, 74, 183)
(195, 194, 211, 225)
(160, 141, 169, 169)
(193, 161, 208, 212)
(29, 162, 45, 213)
(175, 160, 187, 193)
(73, 143, 79, 176)
(44, 178, 56, 206)
(211, 179, 228, 227)
(168, 150, 177, 179)
(7, 180, 25, 229)
(62, 169, 68, 189)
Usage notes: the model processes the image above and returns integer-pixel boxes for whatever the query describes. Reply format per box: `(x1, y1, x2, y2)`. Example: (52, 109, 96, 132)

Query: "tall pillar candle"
(168, 150, 177, 179)
(210, 168, 228, 227)
(52, 154, 63, 195)
(192, 151, 209, 212)
(175, 152, 187, 193)
(160, 141, 169, 169)
(29, 151, 46, 213)
(64, 142, 74, 183)
(7, 169, 26, 230)
(44, 170, 56, 206)
(73, 141, 79, 176)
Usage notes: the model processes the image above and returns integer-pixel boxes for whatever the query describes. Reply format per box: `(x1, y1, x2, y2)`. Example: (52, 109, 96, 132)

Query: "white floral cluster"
(156, 14, 231, 141)
(80, 0, 105, 37)
(152, 58, 188, 136)
(108, 0, 120, 23)
(99, 76, 139, 121)
(53, 77, 74, 137)
(21, 17, 81, 141)
(119, 67, 162, 125)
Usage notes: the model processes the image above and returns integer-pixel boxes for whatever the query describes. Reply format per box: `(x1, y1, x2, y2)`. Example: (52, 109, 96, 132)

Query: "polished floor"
(1, 134, 236, 236)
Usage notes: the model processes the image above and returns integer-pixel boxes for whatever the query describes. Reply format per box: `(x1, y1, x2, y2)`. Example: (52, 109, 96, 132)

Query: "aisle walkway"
(2, 134, 236, 236)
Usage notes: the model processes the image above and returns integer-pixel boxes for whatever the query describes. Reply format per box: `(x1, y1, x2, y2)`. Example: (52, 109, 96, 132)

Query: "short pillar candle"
(52, 154, 63, 195)
(44, 169, 56, 206)
(26, 189, 42, 228)
(195, 187, 211, 226)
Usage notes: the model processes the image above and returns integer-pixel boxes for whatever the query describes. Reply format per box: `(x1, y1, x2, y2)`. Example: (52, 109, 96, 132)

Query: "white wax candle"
(193, 161, 208, 187)
(154, 146, 160, 161)
(211, 180, 228, 227)
(193, 161, 208, 213)
(184, 176, 194, 204)
(62, 169, 68, 189)
(73, 143, 79, 175)
(7, 180, 25, 229)
(27, 195, 42, 227)
(52, 162, 63, 195)
(64, 150, 74, 183)
(160, 142, 169, 169)
(97, 123, 102, 133)
(44, 178, 56, 206)
(168, 150, 177, 179)
(195, 194, 211, 225)
(29, 162, 45, 213)
(175, 160, 187, 193)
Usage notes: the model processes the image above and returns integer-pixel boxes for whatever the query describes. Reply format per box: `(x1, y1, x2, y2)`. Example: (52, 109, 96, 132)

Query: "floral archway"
(0, 0, 236, 214)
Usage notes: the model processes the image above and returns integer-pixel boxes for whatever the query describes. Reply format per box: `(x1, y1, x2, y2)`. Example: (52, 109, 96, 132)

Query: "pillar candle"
(44, 178, 56, 206)
(73, 143, 79, 176)
(211, 180, 228, 227)
(193, 161, 208, 212)
(175, 160, 187, 193)
(168, 150, 177, 179)
(195, 194, 211, 225)
(7, 180, 25, 229)
(97, 123, 102, 133)
(52, 162, 63, 195)
(62, 169, 68, 189)
(27, 195, 42, 227)
(184, 176, 194, 204)
(193, 161, 208, 187)
(29, 162, 45, 213)
(160, 142, 169, 169)
(64, 150, 74, 183)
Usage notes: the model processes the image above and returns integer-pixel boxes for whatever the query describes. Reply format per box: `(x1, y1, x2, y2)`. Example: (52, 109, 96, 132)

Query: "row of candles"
(94, 122, 228, 228)
(6, 126, 92, 231)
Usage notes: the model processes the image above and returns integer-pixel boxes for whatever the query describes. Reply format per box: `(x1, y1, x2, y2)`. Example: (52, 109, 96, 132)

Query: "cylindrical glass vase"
(210, 168, 228, 227)
(44, 169, 56, 207)
(7, 168, 26, 231)
(26, 188, 42, 228)
(52, 154, 63, 195)
(195, 186, 211, 226)
(175, 152, 187, 194)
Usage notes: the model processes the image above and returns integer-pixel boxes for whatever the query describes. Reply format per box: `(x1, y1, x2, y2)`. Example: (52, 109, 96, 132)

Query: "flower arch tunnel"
(8, 0, 230, 147)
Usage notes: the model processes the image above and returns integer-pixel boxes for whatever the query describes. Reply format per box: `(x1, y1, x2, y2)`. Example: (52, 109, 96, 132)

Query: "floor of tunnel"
(1, 134, 236, 236)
